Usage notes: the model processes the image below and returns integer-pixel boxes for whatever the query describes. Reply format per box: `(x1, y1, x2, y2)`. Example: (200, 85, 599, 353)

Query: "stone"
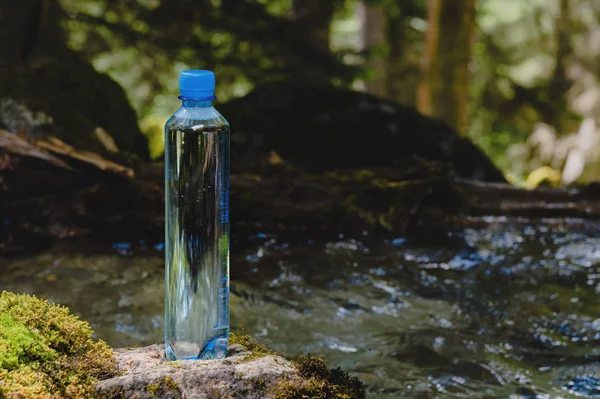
(222, 81, 506, 182)
(96, 339, 366, 398)
(96, 344, 300, 399)
(0, 292, 364, 398)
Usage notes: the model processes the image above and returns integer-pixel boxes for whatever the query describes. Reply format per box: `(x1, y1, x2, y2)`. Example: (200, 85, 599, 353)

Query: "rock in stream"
(96, 343, 364, 399)
(96, 344, 292, 398)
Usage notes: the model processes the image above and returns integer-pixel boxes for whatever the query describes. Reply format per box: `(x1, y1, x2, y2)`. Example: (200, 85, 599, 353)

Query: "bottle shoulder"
(166, 106, 229, 129)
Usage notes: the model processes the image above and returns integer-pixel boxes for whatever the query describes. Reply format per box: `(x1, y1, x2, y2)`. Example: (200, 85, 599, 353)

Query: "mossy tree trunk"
(417, 0, 476, 135)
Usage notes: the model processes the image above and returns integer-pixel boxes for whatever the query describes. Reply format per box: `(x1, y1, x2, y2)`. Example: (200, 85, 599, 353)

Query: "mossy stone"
(0, 53, 149, 160)
(229, 333, 274, 360)
(271, 355, 365, 399)
(222, 81, 505, 182)
(230, 333, 365, 399)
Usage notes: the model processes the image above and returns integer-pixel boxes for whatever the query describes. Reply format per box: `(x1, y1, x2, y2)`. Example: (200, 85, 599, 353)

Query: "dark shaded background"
(1, 0, 600, 252)
(3, 0, 600, 182)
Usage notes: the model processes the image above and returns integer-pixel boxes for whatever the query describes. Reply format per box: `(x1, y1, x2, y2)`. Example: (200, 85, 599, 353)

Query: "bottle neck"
(181, 99, 213, 108)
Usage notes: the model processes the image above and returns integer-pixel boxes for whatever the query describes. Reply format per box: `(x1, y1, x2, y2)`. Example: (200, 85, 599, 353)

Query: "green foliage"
(140, 114, 168, 160)
(51, 0, 600, 183)
(469, 0, 600, 183)
(0, 291, 116, 398)
(59, 0, 358, 120)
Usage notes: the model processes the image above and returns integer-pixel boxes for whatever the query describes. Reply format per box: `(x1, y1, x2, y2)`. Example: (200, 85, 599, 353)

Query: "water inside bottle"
(164, 123, 230, 360)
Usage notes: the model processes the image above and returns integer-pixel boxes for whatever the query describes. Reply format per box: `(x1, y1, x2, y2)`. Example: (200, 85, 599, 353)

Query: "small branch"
(36, 137, 134, 179)
(0, 129, 71, 170)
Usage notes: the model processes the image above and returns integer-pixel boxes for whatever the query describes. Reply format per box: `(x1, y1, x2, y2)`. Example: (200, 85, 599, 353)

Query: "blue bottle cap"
(179, 70, 216, 100)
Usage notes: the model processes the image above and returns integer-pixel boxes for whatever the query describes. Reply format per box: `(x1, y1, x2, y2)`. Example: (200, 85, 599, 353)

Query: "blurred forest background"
(3, 0, 600, 186)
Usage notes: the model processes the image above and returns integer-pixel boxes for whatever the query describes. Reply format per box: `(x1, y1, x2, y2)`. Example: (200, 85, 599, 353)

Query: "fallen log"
(455, 178, 600, 219)
(1, 136, 599, 257)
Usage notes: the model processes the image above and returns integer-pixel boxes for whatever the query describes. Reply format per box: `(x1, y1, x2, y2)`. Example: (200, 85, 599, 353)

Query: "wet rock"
(96, 344, 293, 398)
(96, 343, 365, 399)
(515, 386, 538, 398)
(222, 81, 506, 182)
(555, 237, 600, 267)
(563, 376, 600, 398)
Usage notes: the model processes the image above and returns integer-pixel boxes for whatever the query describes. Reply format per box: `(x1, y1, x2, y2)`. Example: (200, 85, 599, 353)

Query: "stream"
(2, 218, 600, 398)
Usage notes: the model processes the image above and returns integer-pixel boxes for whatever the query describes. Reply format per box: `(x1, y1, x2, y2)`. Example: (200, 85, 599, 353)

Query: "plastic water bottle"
(164, 70, 230, 360)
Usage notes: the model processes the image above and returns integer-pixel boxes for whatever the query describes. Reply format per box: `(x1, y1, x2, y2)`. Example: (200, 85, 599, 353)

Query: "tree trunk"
(290, 0, 335, 55)
(358, 1, 388, 98)
(549, 0, 572, 131)
(387, 13, 417, 106)
(0, 0, 66, 65)
(416, 0, 441, 117)
(0, 0, 43, 64)
(358, 2, 420, 106)
(417, 0, 476, 134)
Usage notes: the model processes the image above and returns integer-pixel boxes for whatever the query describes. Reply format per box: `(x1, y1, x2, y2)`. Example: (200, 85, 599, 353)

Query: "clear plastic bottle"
(164, 70, 230, 360)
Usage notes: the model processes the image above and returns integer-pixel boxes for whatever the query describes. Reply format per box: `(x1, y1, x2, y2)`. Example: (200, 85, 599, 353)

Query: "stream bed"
(2, 218, 600, 398)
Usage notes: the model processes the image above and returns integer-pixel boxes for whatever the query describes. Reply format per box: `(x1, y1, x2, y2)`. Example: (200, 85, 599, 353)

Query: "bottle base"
(165, 334, 229, 361)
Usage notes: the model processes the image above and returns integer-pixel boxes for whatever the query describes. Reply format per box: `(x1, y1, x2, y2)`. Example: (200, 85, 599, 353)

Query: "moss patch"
(145, 376, 179, 397)
(0, 314, 56, 370)
(0, 291, 116, 398)
(230, 332, 365, 399)
(229, 333, 274, 361)
(146, 382, 161, 396)
(272, 355, 365, 399)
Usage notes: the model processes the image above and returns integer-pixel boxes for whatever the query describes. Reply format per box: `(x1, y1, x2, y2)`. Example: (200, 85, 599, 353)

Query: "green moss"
(164, 376, 178, 390)
(252, 378, 267, 391)
(0, 291, 116, 398)
(229, 333, 274, 360)
(272, 355, 365, 399)
(0, 314, 56, 370)
(229, 332, 365, 399)
(146, 383, 160, 396)
(295, 355, 330, 380)
(145, 376, 179, 397)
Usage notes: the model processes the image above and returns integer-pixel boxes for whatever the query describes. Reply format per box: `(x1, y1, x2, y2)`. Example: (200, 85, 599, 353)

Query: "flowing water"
(2, 218, 600, 398)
